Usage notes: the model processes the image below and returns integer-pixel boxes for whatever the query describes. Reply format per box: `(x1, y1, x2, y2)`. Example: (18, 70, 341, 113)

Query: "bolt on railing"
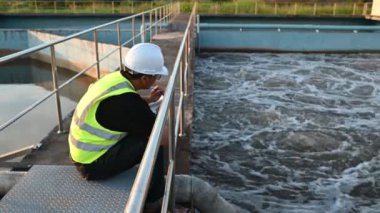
(0, 3, 179, 159)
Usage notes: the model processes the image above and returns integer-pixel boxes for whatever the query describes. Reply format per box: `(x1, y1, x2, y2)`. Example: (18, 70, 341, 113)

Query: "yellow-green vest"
(69, 71, 136, 164)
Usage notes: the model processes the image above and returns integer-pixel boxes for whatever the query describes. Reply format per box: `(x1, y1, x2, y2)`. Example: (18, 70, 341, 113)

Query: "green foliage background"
(0, 0, 372, 15)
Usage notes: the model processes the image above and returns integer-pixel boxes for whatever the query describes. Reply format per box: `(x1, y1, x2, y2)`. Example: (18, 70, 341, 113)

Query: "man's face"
(142, 75, 158, 89)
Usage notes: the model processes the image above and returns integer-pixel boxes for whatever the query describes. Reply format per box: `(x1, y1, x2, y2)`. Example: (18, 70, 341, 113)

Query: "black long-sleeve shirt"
(95, 92, 156, 138)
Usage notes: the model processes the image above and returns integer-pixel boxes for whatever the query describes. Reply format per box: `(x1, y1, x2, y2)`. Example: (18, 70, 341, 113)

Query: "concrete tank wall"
(199, 30, 380, 52)
(0, 30, 29, 51)
(0, 29, 129, 78)
(26, 30, 129, 78)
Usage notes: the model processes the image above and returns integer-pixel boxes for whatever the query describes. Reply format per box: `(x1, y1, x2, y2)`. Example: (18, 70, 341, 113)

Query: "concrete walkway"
(19, 14, 192, 173)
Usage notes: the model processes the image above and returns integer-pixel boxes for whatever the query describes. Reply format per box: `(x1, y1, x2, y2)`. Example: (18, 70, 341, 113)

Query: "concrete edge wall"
(198, 30, 380, 52)
(0, 30, 29, 51)
(27, 30, 129, 78)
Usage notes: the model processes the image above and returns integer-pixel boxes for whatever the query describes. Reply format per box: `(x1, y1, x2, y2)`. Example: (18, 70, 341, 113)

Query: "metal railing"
(0, 2, 180, 160)
(124, 3, 197, 213)
(190, 1, 372, 17)
(198, 23, 380, 32)
(0, 0, 170, 14)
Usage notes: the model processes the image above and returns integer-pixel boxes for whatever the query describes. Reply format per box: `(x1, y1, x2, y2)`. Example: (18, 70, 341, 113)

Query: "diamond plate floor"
(0, 165, 137, 212)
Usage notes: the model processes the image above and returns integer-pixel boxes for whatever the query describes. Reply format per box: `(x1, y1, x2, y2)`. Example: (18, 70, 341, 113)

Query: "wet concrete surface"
(20, 14, 193, 174)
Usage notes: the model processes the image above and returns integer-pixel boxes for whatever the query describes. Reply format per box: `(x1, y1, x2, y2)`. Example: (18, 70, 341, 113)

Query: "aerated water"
(192, 53, 380, 212)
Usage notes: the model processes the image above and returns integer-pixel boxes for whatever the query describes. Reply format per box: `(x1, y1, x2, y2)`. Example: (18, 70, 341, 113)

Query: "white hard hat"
(124, 43, 168, 76)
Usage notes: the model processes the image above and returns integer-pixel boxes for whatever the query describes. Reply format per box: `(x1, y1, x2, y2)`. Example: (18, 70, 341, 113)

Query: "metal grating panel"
(0, 165, 137, 212)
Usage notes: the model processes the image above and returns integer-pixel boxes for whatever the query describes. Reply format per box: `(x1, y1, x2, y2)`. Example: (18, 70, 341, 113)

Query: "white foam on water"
(192, 53, 380, 212)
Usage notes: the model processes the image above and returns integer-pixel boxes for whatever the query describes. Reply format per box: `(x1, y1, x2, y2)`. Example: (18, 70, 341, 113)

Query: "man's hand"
(146, 86, 164, 103)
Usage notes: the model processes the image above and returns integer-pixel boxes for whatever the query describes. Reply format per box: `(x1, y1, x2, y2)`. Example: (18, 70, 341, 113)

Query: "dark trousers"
(73, 134, 165, 203)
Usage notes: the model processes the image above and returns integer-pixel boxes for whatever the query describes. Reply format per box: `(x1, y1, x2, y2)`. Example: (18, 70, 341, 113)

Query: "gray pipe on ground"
(0, 171, 26, 197)
(175, 175, 248, 213)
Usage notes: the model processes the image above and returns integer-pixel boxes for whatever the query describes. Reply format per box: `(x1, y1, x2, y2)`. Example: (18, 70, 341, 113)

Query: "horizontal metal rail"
(0, 143, 41, 161)
(195, 1, 371, 16)
(0, 0, 169, 14)
(0, 3, 178, 148)
(0, 29, 138, 32)
(199, 23, 380, 31)
(0, 7, 168, 65)
(124, 2, 196, 213)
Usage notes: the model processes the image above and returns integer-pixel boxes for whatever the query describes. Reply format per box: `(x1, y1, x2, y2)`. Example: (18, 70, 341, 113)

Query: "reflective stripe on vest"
(69, 134, 114, 151)
(70, 73, 136, 164)
(77, 81, 134, 126)
(73, 115, 126, 141)
(72, 81, 133, 144)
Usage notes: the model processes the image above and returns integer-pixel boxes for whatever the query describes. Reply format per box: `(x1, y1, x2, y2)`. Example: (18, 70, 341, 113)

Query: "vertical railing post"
(184, 33, 190, 96)
(149, 11, 153, 42)
(50, 46, 64, 134)
(168, 94, 176, 213)
(333, 3, 337, 16)
(166, 5, 168, 27)
(313, 3, 317, 16)
(170, 4, 176, 21)
(168, 4, 172, 22)
(168, 4, 171, 23)
(168, 4, 171, 21)
(163, 6, 165, 26)
(15, 1, 19, 13)
(170, 3, 173, 21)
(73, 1, 76, 13)
(93, 30, 101, 79)
(155, 9, 158, 35)
(274, 2, 278, 15)
(362, 2, 368, 16)
(131, 1, 134, 14)
(34, 0, 38, 13)
(117, 23, 123, 70)
(167, 4, 170, 23)
(175, 3, 177, 20)
(54, 1, 57, 14)
(235, 0, 238, 15)
(255, 0, 258, 14)
(294, 3, 297, 15)
(165, 5, 167, 25)
(141, 14, 145, 43)
(159, 7, 162, 32)
(178, 1, 181, 15)
(179, 51, 186, 137)
(132, 17, 135, 45)
(352, 3, 357, 16)
(196, 14, 200, 54)
(92, 1, 95, 14)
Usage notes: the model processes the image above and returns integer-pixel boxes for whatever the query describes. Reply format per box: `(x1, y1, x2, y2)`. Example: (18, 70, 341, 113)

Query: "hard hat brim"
(160, 66, 169, 76)
(123, 64, 169, 76)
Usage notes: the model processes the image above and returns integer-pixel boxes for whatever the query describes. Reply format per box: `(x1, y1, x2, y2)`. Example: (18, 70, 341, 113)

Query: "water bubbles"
(350, 85, 375, 97)
(278, 132, 340, 152)
(193, 53, 380, 212)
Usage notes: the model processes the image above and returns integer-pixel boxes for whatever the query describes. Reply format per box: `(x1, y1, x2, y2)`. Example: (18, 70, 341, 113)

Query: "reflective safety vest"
(69, 71, 136, 164)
